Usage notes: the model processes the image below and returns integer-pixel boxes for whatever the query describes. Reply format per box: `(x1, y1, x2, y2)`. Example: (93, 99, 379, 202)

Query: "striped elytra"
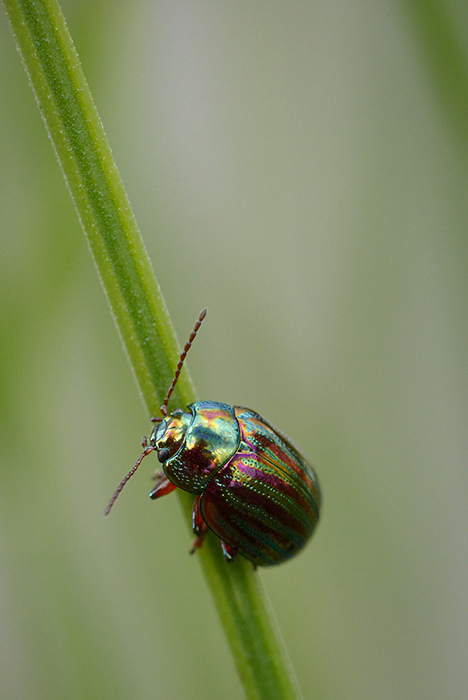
(106, 310, 321, 567)
(159, 402, 321, 566)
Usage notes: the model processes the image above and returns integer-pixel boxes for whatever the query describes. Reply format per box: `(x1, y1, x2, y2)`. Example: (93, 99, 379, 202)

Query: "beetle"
(106, 309, 321, 566)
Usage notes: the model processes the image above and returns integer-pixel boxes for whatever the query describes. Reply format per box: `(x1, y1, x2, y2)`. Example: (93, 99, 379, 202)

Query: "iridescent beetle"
(106, 310, 321, 566)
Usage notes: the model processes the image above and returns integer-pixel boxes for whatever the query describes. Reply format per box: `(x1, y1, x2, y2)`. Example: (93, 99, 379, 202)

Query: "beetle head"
(151, 410, 192, 464)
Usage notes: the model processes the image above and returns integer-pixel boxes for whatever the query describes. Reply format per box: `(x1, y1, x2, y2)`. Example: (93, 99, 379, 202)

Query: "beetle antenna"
(160, 308, 207, 417)
(105, 445, 155, 515)
(105, 309, 207, 515)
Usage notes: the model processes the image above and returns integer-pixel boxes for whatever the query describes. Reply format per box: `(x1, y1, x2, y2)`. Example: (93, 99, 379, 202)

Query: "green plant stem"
(2, 1, 302, 698)
(400, 0, 468, 145)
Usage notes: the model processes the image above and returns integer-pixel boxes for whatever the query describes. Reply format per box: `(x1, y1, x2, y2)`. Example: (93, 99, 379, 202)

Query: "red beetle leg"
(191, 495, 205, 536)
(149, 472, 177, 500)
(221, 540, 238, 563)
(190, 496, 208, 554)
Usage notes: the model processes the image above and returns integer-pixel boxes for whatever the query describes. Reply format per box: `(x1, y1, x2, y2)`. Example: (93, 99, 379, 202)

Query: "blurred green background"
(1, 1, 467, 699)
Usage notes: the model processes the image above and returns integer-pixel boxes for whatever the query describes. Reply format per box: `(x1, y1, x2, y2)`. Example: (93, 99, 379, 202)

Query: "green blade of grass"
(2, 1, 303, 698)
(400, 0, 468, 144)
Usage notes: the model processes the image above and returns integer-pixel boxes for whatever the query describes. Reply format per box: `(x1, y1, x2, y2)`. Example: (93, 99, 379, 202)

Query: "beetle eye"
(158, 448, 170, 463)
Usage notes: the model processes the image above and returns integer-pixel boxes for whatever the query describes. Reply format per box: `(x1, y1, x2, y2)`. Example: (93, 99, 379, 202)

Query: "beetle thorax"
(154, 402, 240, 494)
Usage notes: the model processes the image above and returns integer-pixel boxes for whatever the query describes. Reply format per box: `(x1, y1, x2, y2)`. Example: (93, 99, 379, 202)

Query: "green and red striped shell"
(150, 401, 321, 566)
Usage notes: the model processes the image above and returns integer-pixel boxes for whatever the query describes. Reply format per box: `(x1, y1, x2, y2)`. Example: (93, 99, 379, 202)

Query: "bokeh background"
(1, 1, 468, 699)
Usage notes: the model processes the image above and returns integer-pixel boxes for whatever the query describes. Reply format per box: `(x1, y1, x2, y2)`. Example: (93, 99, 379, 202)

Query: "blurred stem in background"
(402, 0, 468, 146)
(1, 0, 304, 699)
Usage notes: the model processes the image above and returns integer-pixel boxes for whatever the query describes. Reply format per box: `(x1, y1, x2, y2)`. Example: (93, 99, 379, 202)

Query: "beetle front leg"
(149, 471, 177, 499)
(190, 495, 208, 554)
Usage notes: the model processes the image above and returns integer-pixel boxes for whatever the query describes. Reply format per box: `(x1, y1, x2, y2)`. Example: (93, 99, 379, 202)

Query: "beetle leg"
(191, 495, 205, 536)
(149, 472, 177, 499)
(221, 540, 238, 563)
(190, 496, 208, 554)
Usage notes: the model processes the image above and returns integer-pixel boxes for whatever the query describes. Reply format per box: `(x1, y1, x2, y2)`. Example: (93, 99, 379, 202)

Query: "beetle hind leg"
(190, 496, 208, 554)
(221, 540, 238, 563)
